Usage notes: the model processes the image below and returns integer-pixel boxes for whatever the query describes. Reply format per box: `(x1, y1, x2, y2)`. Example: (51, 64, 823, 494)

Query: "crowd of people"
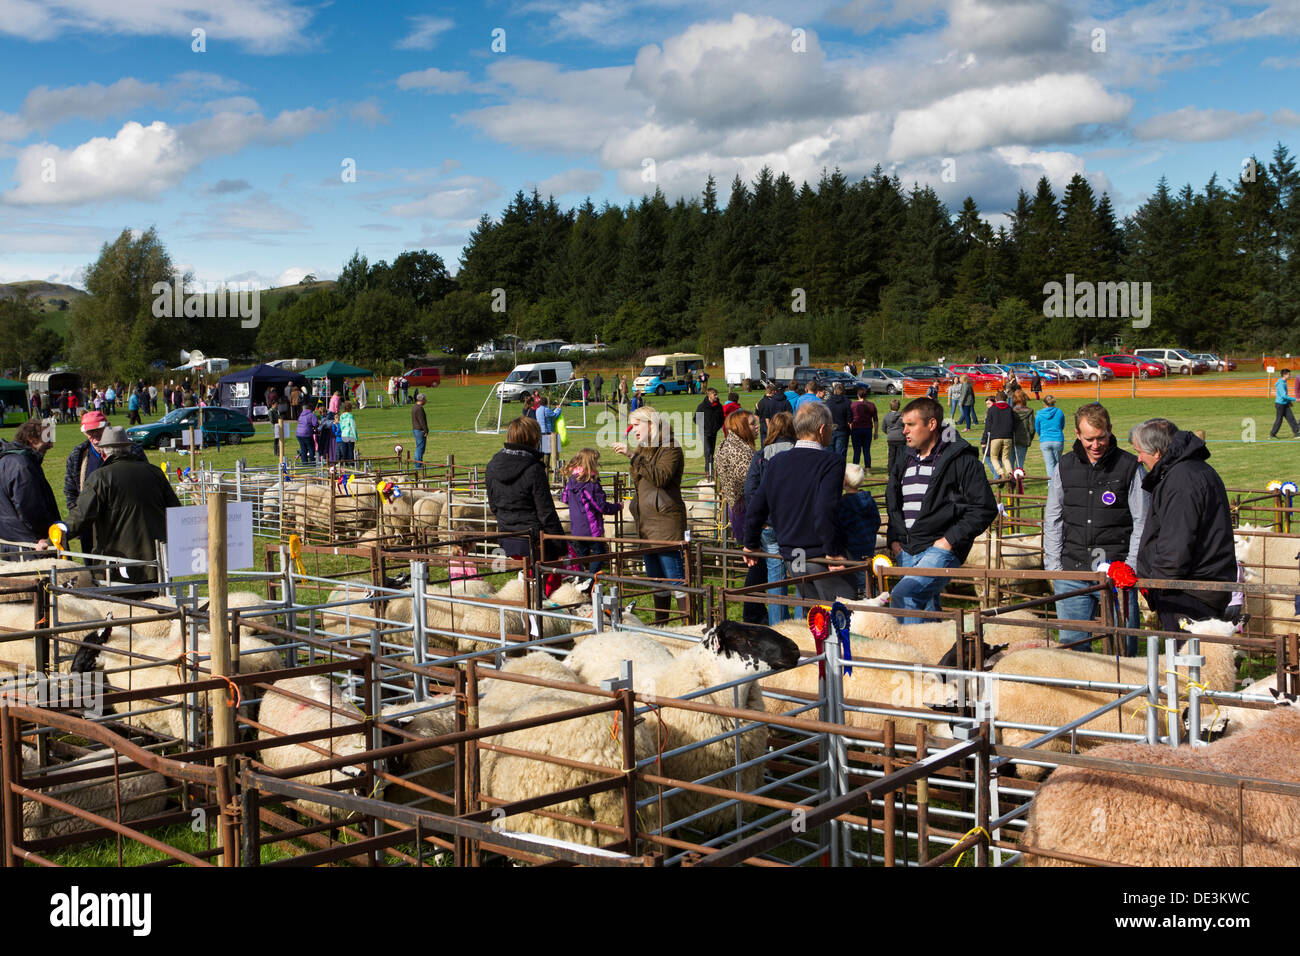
(481, 361, 1244, 653)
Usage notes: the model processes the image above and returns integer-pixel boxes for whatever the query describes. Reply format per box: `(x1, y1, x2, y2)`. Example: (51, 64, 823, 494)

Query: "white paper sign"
(165, 502, 254, 574)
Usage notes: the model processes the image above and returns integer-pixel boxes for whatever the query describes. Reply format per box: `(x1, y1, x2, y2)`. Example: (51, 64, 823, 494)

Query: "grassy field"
(33, 373, 1300, 514)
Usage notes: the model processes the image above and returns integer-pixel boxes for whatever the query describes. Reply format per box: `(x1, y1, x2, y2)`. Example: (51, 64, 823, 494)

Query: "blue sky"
(1, 0, 1298, 291)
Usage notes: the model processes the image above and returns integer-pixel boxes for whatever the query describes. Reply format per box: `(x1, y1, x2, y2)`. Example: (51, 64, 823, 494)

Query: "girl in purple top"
(295, 398, 319, 463)
(561, 448, 620, 574)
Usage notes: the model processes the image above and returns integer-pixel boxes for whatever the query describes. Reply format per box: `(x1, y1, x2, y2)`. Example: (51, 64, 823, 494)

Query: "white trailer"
(723, 343, 810, 389)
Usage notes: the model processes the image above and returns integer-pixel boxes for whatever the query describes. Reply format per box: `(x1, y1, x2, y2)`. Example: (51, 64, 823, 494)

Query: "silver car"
(1061, 358, 1114, 382)
(1035, 359, 1084, 381)
(857, 368, 905, 395)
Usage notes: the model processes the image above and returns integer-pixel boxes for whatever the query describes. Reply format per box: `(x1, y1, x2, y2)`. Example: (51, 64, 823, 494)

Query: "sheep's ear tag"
(600, 659, 634, 693)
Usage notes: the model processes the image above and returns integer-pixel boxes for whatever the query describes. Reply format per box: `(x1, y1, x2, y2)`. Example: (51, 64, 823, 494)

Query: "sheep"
(0, 558, 94, 601)
(83, 619, 281, 741)
(257, 674, 370, 819)
(477, 651, 588, 728)
(0, 591, 268, 675)
(20, 745, 169, 842)
(849, 603, 1055, 665)
(760, 636, 958, 740)
(1019, 702, 1300, 866)
(1232, 524, 1300, 636)
(989, 618, 1240, 780)
(555, 621, 800, 834)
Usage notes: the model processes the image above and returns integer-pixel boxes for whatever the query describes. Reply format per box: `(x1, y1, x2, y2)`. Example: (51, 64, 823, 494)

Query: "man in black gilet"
(1043, 402, 1148, 653)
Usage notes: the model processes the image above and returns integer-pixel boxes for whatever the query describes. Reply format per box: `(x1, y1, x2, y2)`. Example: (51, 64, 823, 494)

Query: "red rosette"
(1107, 561, 1137, 590)
(807, 605, 832, 676)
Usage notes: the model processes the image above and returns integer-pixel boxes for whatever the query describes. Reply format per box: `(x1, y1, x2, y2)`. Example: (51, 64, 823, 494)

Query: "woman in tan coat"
(613, 405, 686, 622)
(712, 409, 767, 623)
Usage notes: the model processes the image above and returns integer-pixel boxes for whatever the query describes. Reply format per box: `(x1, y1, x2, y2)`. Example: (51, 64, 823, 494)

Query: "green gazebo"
(302, 360, 373, 401)
(0, 378, 28, 426)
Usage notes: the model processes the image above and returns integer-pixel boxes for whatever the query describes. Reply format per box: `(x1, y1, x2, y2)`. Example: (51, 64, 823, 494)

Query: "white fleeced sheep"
(0, 558, 94, 601)
(1232, 524, 1300, 636)
(558, 623, 800, 833)
(476, 651, 588, 728)
(101, 621, 281, 740)
(989, 618, 1240, 779)
(20, 745, 168, 841)
(257, 674, 370, 819)
(0, 591, 269, 675)
(1020, 702, 1300, 866)
(760, 636, 957, 740)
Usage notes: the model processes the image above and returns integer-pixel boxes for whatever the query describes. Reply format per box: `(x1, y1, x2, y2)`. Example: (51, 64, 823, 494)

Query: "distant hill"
(0, 278, 336, 322)
(0, 280, 88, 315)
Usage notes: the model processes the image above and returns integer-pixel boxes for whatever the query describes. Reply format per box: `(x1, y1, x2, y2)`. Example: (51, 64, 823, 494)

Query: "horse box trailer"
(724, 344, 809, 389)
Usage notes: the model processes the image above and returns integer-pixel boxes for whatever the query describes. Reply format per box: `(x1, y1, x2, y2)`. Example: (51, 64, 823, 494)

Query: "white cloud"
(0, 111, 28, 141)
(1215, 2, 1300, 40)
(396, 68, 476, 94)
(1, 0, 317, 53)
(179, 195, 310, 242)
(396, 15, 453, 50)
(1262, 55, 1300, 69)
(530, 168, 605, 196)
(386, 176, 501, 218)
(629, 15, 850, 129)
(940, 0, 1072, 54)
(349, 98, 391, 126)
(2, 108, 332, 205)
(276, 267, 317, 286)
(1132, 106, 1267, 142)
(4, 121, 191, 205)
(21, 78, 169, 129)
(888, 74, 1132, 159)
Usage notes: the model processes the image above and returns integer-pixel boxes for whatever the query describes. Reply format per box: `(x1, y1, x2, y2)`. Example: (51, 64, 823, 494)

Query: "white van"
(496, 361, 575, 402)
(1133, 348, 1201, 374)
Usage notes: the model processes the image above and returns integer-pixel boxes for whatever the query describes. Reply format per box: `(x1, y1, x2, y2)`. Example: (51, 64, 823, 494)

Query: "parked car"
(1006, 362, 1061, 384)
(126, 406, 255, 448)
(1035, 359, 1084, 381)
(1060, 358, 1114, 382)
(1133, 348, 1203, 374)
(1098, 354, 1166, 378)
(1191, 353, 1234, 372)
(403, 366, 442, 388)
(856, 368, 906, 395)
(790, 366, 843, 390)
(900, 364, 955, 385)
(947, 364, 1004, 387)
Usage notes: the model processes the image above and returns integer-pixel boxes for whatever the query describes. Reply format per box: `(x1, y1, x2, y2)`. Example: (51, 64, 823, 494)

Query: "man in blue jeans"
(1043, 402, 1148, 653)
(410, 393, 428, 467)
(1270, 368, 1300, 438)
(886, 396, 997, 624)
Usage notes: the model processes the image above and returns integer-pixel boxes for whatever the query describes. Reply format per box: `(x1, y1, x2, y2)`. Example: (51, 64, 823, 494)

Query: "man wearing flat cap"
(54, 426, 179, 584)
(63, 410, 147, 553)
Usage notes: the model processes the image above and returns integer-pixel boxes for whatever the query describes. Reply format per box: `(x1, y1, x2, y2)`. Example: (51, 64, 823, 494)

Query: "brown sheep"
(1020, 703, 1300, 866)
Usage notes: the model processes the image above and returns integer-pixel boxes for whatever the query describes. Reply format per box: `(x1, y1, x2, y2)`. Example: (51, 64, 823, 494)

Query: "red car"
(403, 366, 442, 387)
(947, 364, 1004, 387)
(1098, 354, 1166, 378)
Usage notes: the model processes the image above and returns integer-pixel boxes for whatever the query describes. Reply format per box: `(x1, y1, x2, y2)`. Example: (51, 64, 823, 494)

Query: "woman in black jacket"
(0, 420, 60, 554)
(485, 415, 564, 562)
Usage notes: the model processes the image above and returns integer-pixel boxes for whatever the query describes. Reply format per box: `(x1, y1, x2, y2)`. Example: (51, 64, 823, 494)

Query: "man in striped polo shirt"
(886, 397, 997, 624)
